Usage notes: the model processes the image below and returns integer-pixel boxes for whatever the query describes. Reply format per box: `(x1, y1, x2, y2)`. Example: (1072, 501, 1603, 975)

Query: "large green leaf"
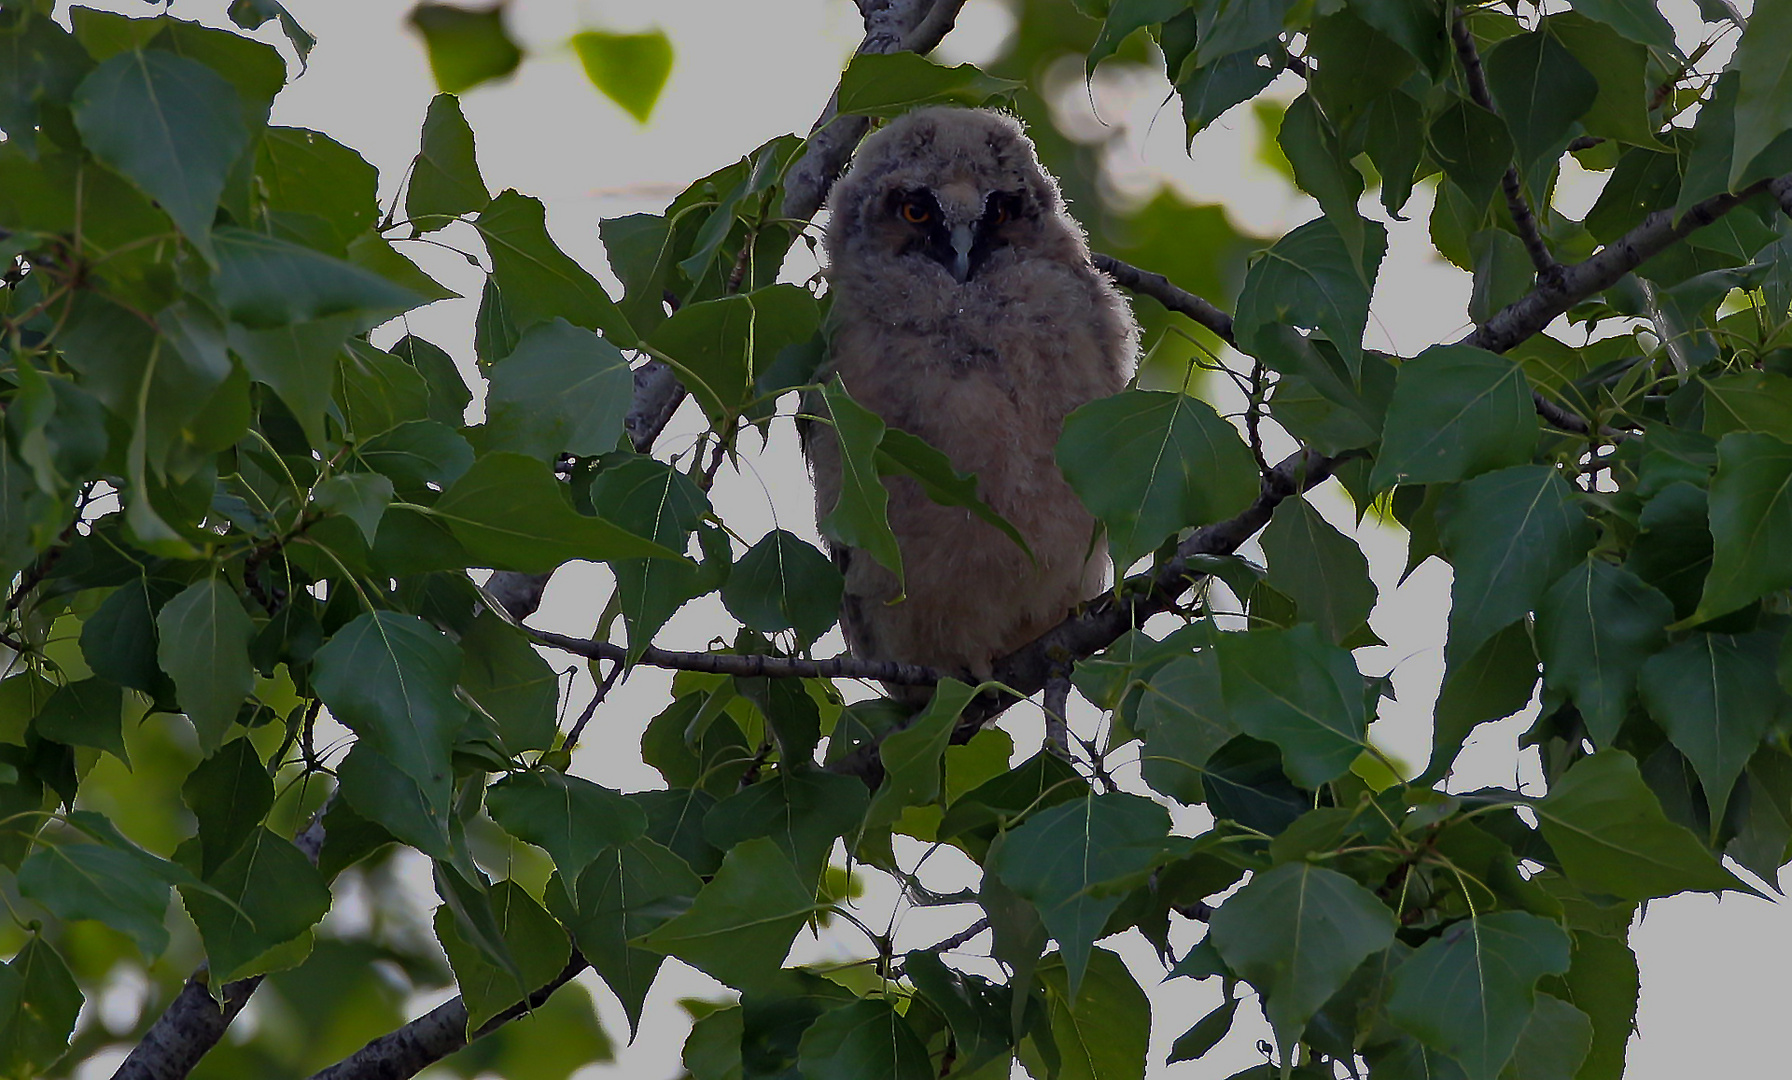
(255, 127, 379, 248)
(876, 427, 1032, 559)
(312, 611, 464, 797)
(1546, 930, 1638, 1080)
(1536, 560, 1673, 748)
(1689, 433, 1792, 623)
(814, 378, 903, 585)
(156, 577, 256, 753)
(1178, 46, 1279, 140)
(986, 792, 1170, 996)
(16, 813, 192, 958)
(722, 529, 842, 646)
(1545, 13, 1656, 148)
(587, 456, 717, 660)
(862, 679, 978, 832)
(1428, 102, 1515, 213)
(835, 52, 1021, 116)
(1427, 620, 1540, 783)
(1213, 623, 1368, 787)
(1534, 751, 1739, 900)
(1637, 630, 1784, 827)
(455, 614, 558, 754)
(482, 318, 632, 461)
(486, 770, 648, 899)
(1386, 911, 1572, 1080)
(1210, 862, 1396, 1059)
(179, 826, 331, 982)
(796, 1000, 932, 1080)
(1056, 388, 1259, 573)
(1503, 994, 1594, 1080)
(407, 92, 488, 231)
(70, 49, 249, 258)
(646, 284, 818, 427)
(1278, 93, 1367, 264)
(429, 452, 681, 572)
(547, 838, 700, 1036)
(474, 190, 635, 346)
(434, 879, 571, 1031)
(1439, 465, 1596, 666)
(571, 29, 674, 123)
(1234, 214, 1387, 380)
(180, 738, 274, 879)
(639, 836, 818, 990)
(212, 227, 426, 330)
(408, 2, 521, 94)
(1701, 370, 1792, 441)
(33, 677, 126, 766)
(1261, 497, 1377, 645)
(0, 16, 92, 147)
(1194, 0, 1297, 66)
(1135, 650, 1240, 804)
(1483, 29, 1597, 170)
(0, 936, 82, 1079)
(1728, 0, 1792, 187)
(1088, 0, 1187, 73)
(1371, 344, 1539, 489)
(1025, 948, 1151, 1080)
(705, 770, 868, 885)
(1567, 0, 1676, 51)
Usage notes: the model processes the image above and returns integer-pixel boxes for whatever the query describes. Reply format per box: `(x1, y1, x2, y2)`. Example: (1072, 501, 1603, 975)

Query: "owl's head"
(825, 106, 1084, 285)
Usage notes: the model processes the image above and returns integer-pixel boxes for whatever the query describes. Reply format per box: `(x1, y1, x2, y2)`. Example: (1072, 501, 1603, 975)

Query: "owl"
(805, 106, 1138, 702)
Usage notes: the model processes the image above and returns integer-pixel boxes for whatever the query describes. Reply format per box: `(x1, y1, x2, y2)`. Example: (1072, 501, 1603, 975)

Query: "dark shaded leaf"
(835, 52, 1021, 116)
(407, 92, 487, 231)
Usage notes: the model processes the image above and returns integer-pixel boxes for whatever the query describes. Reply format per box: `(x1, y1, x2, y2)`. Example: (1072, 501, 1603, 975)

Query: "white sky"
(50, 0, 1792, 1077)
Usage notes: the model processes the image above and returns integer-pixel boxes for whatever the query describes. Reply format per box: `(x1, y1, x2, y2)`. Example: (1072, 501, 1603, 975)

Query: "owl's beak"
(948, 224, 975, 283)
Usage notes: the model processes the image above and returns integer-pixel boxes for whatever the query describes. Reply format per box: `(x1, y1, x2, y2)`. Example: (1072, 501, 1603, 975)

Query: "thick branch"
(304, 952, 589, 1080)
(529, 628, 945, 686)
(781, 0, 969, 222)
(1450, 10, 1561, 283)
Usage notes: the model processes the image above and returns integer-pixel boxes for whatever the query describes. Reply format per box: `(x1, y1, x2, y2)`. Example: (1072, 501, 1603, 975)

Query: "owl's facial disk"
(889, 187, 1024, 283)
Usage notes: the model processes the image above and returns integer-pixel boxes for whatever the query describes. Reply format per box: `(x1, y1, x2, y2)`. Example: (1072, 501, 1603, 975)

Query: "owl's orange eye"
(900, 201, 932, 224)
(991, 205, 1009, 225)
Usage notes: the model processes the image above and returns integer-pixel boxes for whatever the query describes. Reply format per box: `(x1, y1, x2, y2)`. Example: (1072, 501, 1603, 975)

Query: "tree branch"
(528, 628, 946, 686)
(304, 952, 589, 1080)
(1091, 254, 1236, 345)
(1450, 10, 1562, 285)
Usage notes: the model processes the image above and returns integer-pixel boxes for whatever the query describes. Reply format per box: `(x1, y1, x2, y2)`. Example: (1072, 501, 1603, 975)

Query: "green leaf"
(1260, 496, 1377, 645)
(797, 1000, 931, 1080)
(1702, 370, 1792, 441)
(408, 2, 521, 94)
(335, 741, 452, 862)
(1728, 0, 1792, 187)
(1468, 228, 1537, 324)
(455, 614, 558, 753)
(17, 827, 185, 958)
(1214, 623, 1368, 787)
(875, 426, 1033, 560)
(1178, 47, 1279, 140)
(1638, 630, 1784, 827)
(640, 836, 818, 990)
(483, 317, 632, 461)
(1439, 465, 1596, 666)
(1234, 214, 1387, 380)
(474, 190, 636, 347)
(180, 826, 330, 982)
(33, 677, 126, 765)
(1089, 0, 1186, 73)
(311, 473, 394, 545)
(1428, 620, 1540, 783)
(1428, 101, 1516, 212)
(1689, 433, 1792, 623)
(571, 29, 673, 123)
(863, 679, 978, 832)
(647, 285, 819, 427)
(986, 792, 1170, 996)
(359, 420, 474, 495)
(0, 936, 82, 1078)
(70, 49, 249, 259)
(228, 0, 315, 62)
(722, 529, 842, 646)
(815, 378, 904, 585)
(1167, 997, 1238, 1063)
(1546, 931, 1636, 1080)
(1534, 751, 1740, 901)
(435, 879, 571, 1032)
(1546, 13, 1656, 148)
(312, 611, 464, 796)
(212, 227, 426, 330)
(486, 770, 648, 896)
(546, 838, 701, 1037)
(1365, 90, 1427, 216)
(835, 52, 1022, 116)
(1583, 147, 1680, 244)
(1135, 650, 1240, 804)
(1210, 862, 1397, 1059)
(181, 738, 273, 879)
(588, 456, 717, 659)
(430, 452, 681, 572)
(1307, 9, 1417, 128)
(156, 577, 255, 753)
(1355, 0, 1450, 74)
(1195, 0, 1297, 67)
(938, 749, 1087, 859)
(1567, 0, 1676, 51)
(705, 770, 868, 885)
(1536, 560, 1673, 748)
(1026, 948, 1150, 1080)
(1677, 70, 1741, 218)
(1056, 388, 1258, 574)
(1387, 912, 1572, 1080)
(1501, 994, 1593, 1080)
(408, 92, 488, 231)
(1278, 94, 1367, 266)
(0, 15, 92, 148)
(255, 127, 379, 248)
(1483, 30, 1598, 170)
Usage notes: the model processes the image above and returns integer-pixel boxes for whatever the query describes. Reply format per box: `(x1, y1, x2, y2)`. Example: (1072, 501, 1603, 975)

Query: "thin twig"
(564, 659, 622, 748)
(1450, 10, 1562, 285)
(529, 628, 946, 687)
(1092, 254, 1235, 345)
